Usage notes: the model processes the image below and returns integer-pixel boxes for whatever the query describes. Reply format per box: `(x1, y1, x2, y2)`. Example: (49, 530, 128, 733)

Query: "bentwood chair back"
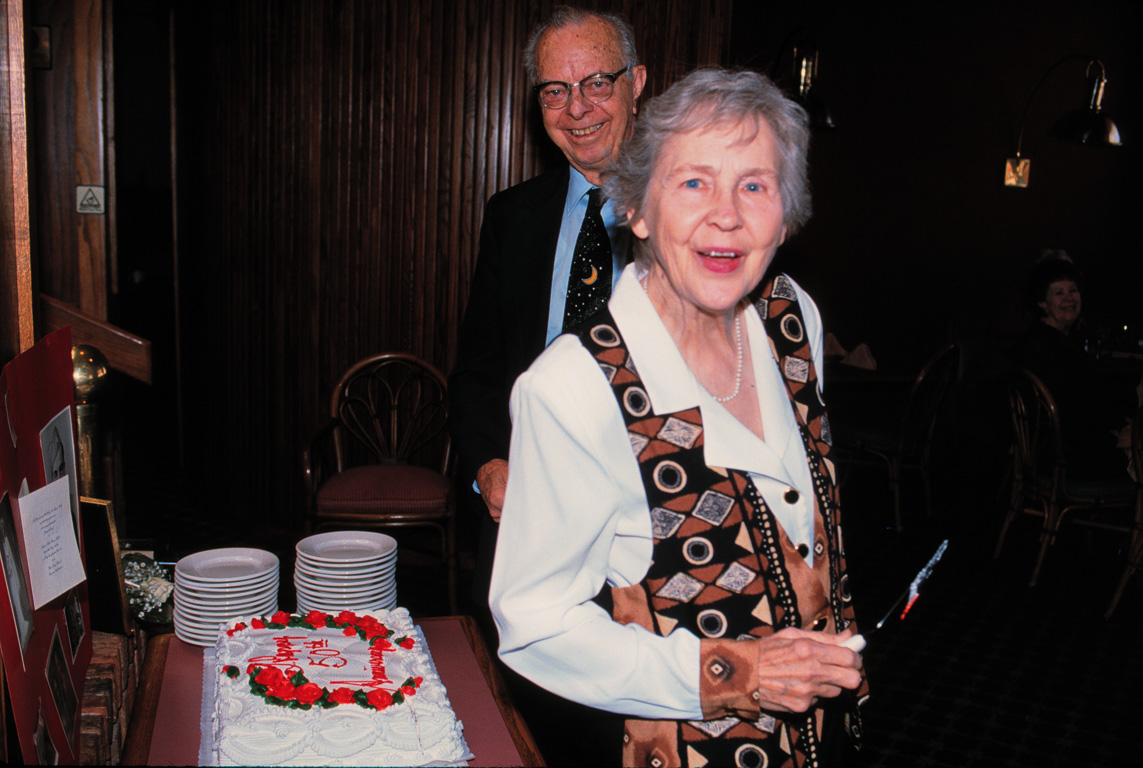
(833, 343, 959, 533)
(1105, 402, 1143, 619)
(302, 352, 457, 613)
(994, 368, 1136, 590)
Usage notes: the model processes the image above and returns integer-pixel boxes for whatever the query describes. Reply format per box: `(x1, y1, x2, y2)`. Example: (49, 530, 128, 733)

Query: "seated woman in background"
(490, 68, 867, 767)
(1013, 251, 1132, 480)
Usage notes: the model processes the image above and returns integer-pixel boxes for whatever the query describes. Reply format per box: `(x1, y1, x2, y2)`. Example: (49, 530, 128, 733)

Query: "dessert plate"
(294, 559, 394, 579)
(176, 578, 277, 601)
(296, 532, 397, 564)
(176, 548, 279, 583)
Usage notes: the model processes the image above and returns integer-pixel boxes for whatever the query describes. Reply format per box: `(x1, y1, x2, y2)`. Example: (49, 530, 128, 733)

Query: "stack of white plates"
(294, 531, 398, 614)
(173, 548, 279, 646)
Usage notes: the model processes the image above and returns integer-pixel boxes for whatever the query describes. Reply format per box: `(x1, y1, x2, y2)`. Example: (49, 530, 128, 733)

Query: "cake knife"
(841, 539, 948, 653)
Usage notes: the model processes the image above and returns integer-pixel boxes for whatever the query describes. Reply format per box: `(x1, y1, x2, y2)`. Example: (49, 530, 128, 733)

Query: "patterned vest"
(579, 275, 865, 768)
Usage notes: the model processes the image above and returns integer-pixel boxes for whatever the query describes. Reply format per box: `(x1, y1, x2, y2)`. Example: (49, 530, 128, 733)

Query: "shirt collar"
(608, 264, 802, 484)
(564, 167, 594, 216)
(565, 167, 619, 229)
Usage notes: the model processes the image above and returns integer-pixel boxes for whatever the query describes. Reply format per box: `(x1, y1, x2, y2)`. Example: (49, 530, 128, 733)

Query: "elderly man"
(449, 6, 647, 616)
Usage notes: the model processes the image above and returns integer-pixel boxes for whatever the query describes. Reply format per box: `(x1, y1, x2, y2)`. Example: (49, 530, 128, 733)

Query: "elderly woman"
(1015, 252, 1133, 479)
(489, 68, 867, 767)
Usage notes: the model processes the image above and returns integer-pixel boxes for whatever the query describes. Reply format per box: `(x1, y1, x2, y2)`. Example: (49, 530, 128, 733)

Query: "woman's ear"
(629, 210, 649, 239)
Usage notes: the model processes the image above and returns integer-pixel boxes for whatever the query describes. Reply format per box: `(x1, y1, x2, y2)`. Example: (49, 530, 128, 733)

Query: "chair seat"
(316, 464, 451, 518)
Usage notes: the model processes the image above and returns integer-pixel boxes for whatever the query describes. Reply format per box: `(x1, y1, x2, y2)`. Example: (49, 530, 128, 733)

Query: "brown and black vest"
(579, 274, 867, 768)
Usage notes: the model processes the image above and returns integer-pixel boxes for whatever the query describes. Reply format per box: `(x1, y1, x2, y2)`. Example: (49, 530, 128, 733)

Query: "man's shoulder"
(486, 166, 569, 212)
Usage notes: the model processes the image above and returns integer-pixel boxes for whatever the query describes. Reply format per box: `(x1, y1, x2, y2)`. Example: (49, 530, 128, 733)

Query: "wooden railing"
(40, 294, 152, 384)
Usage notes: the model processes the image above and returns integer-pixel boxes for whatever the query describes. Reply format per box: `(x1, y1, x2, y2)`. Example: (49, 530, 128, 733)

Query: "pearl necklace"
(713, 312, 743, 403)
(638, 272, 744, 404)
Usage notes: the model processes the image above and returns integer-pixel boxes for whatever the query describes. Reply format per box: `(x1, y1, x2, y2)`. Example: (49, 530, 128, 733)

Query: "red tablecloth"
(148, 618, 529, 766)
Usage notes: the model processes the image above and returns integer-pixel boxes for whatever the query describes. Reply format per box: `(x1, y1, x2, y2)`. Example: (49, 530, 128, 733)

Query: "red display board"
(0, 328, 93, 765)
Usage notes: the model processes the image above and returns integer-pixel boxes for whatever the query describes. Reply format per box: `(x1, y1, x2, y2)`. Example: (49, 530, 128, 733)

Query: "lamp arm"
(1014, 53, 1105, 158)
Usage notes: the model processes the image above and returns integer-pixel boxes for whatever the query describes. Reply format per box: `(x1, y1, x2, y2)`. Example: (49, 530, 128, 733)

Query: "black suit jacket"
(448, 166, 570, 496)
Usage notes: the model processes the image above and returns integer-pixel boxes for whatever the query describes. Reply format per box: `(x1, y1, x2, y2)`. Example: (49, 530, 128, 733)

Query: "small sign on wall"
(75, 186, 105, 215)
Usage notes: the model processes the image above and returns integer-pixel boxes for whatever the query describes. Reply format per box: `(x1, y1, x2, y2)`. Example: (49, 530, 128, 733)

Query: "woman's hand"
(752, 627, 864, 713)
(699, 628, 863, 719)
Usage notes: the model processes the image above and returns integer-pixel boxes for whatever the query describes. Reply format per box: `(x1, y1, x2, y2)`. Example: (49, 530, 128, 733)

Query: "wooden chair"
(993, 368, 1138, 589)
(832, 343, 959, 533)
(1105, 403, 1143, 619)
(303, 353, 457, 614)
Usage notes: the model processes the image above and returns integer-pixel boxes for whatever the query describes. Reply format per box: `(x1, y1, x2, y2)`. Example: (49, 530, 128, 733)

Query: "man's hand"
(476, 459, 509, 522)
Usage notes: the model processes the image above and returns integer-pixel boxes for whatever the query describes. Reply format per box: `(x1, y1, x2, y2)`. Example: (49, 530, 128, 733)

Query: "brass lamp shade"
(796, 86, 836, 131)
(1048, 108, 1122, 147)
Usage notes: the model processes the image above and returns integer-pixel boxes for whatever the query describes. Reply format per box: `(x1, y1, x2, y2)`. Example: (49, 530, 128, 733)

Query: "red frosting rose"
(397, 637, 414, 649)
(304, 610, 329, 628)
(251, 617, 266, 629)
(401, 684, 416, 696)
(255, 667, 296, 700)
(356, 616, 388, 639)
(226, 622, 247, 637)
(255, 667, 287, 687)
(334, 610, 358, 625)
(271, 610, 291, 625)
(267, 679, 297, 700)
(294, 682, 323, 704)
(328, 687, 356, 705)
(366, 688, 393, 710)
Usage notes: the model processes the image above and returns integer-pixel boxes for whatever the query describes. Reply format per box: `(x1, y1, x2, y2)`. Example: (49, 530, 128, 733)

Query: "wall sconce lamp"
(1005, 54, 1123, 188)
(791, 41, 836, 130)
(765, 29, 836, 131)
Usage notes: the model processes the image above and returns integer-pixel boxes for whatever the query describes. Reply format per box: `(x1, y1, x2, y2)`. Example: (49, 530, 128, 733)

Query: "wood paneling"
(171, 0, 732, 531)
(0, 0, 33, 363)
(28, 0, 110, 319)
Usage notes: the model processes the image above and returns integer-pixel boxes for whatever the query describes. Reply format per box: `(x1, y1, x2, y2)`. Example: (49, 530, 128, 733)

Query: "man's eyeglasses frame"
(533, 67, 630, 110)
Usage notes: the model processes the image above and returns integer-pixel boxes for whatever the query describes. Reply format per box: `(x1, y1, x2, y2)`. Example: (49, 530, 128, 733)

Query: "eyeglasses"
(534, 67, 629, 110)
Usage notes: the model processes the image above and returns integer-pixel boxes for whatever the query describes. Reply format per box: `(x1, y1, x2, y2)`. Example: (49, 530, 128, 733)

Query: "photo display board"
(0, 328, 93, 765)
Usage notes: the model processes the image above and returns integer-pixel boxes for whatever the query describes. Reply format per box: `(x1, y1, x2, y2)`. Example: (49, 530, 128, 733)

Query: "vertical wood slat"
(0, 0, 34, 362)
(71, 0, 106, 316)
(175, 0, 733, 530)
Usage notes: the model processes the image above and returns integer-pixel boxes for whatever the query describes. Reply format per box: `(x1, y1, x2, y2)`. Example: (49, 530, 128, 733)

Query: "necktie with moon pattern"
(562, 187, 612, 333)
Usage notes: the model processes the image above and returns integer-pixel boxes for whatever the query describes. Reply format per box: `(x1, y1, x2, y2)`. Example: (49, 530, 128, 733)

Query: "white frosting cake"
(211, 607, 471, 766)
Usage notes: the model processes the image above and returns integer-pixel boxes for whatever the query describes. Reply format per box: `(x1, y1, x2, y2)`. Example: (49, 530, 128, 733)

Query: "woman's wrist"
(698, 639, 762, 720)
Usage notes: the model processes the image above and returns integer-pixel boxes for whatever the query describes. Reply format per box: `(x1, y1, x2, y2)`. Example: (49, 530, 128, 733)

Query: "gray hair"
(523, 6, 639, 85)
(604, 68, 812, 263)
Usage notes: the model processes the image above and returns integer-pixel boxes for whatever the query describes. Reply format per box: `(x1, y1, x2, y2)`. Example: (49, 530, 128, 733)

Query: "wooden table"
(121, 616, 544, 766)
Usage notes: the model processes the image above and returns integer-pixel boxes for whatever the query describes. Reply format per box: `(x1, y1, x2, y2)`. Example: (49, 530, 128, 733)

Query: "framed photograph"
(44, 628, 78, 749)
(0, 491, 35, 662)
(33, 704, 59, 765)
(64, 588, 85, 659)
(80, 497, 132, 636)
(39, 407, 80, 539)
